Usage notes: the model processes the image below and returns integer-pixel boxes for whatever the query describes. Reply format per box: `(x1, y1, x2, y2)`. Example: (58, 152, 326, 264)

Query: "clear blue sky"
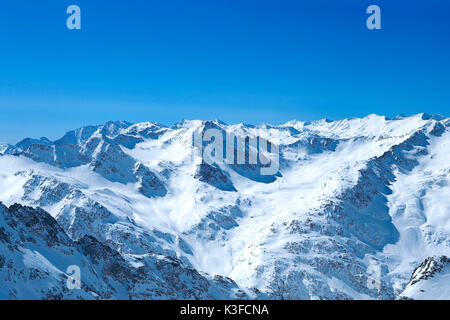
(0, 0, 449, 143)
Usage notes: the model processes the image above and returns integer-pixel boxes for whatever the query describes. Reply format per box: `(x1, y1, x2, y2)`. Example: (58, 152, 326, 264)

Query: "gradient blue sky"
(1, 0, 449, 143)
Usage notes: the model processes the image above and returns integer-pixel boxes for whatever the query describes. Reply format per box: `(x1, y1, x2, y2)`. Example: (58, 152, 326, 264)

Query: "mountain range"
(0, 113, 449, 299)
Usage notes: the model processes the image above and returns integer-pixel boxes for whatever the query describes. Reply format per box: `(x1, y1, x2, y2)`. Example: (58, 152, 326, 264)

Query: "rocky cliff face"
(0, 203, 250, 299)
(0, 114, 449, 299)
(400, 256, 450, 300)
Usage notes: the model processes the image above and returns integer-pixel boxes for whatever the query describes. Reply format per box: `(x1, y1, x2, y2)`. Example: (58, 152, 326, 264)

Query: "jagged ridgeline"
(0, 114, 449, 299)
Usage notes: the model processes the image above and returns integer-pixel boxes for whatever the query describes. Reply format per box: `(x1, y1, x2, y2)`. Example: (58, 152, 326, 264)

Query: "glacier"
(0, 113, 449, 299)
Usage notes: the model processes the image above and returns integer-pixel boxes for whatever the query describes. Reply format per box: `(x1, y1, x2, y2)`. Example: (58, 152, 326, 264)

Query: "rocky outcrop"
(0, 203, 248, 299)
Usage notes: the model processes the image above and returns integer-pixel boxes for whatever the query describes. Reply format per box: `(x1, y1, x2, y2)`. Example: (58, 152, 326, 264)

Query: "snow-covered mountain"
(0, 113, 449, 299)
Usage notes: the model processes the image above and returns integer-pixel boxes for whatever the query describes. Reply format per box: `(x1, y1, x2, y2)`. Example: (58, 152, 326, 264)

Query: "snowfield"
(0, 113, 449, 299)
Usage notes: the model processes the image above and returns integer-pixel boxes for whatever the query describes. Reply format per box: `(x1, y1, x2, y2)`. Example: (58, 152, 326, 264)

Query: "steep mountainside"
(0, 114, 449, 299)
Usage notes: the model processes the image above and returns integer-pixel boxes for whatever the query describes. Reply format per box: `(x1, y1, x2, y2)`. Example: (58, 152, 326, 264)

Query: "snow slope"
(0, 114, 449, 299)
